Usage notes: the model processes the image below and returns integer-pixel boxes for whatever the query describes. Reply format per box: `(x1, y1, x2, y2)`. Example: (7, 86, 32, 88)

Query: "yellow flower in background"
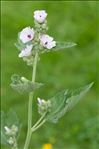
(42, 143, 52, 149)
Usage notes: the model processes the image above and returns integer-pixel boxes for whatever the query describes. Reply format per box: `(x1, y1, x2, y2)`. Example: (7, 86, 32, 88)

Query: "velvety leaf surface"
(45, 82, 93, 123)
(10, 74, 43, 94)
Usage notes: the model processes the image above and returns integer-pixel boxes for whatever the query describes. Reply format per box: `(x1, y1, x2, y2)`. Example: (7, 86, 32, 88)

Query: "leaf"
(45, 82, 94, 123)
(10, 74, 43, 94)
(5, 109, 19, 127)
(53, 41, 77, 51)
(1, 109, 20, 145)
(40, 41, 77, 54)
(14, 42, 25, 51)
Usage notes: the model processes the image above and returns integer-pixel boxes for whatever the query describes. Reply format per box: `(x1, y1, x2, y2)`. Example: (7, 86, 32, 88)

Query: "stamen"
(45, 42, 48, 45)
(27, 35, 31, 38)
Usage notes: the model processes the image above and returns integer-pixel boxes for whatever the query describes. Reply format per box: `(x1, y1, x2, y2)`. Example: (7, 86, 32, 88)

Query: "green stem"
(31, 119, 46, 133)
(31, 113, 46, 130)
(24, 52, 38, 149)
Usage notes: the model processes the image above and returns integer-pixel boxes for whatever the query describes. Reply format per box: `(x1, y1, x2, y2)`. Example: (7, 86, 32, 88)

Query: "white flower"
(37, 97, 52, 115)
(4, 126, 11, 135)
(19, 27, 34, 43)
(34, 10, 47, 23)
(4, 125, 18, 136)
(40, 34, 56, 49)
(37, 97, 45, 106)
(19, 45, 33, 58)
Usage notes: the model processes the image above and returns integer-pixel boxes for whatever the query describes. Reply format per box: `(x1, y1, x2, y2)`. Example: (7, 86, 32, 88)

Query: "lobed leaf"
(45, 82, 94, 123)
(40, 41, 77, 54)
(53, 41, 77, 51)
(14, 42, 25, 51)
(10, 74, 43, 94)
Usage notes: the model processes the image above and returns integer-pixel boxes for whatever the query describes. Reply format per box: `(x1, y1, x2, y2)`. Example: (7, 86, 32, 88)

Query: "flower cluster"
(37, 98, 52, 115)
(17, 10, 56, 65)
(4, 125, 18, 147)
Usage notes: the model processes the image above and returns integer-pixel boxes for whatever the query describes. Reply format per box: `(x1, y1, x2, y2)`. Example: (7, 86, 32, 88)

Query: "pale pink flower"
(34, 10, 47, 23)
(19, 45, 33, 58)
(20, 27, 34, 43)
(40, 34, 56, 49)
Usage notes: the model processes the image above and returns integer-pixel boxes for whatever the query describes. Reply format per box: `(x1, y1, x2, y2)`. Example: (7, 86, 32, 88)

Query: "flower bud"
(7, 137, 14, 145)
(4, 125, 18, 136)
(37, 98, 51, 115)
(4, 126, 12, 135)
(21, 77, 28, 83)
(11, 125, 18, 136)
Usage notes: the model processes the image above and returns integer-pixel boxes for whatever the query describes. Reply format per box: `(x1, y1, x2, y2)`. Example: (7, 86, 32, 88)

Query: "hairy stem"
(31, 119, 46, 133)
(24, 52, 38, 149)
(31, 113, 46, 130)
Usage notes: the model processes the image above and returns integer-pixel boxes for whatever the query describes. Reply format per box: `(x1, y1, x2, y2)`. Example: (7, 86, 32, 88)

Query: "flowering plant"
(1, 10, 93, 149)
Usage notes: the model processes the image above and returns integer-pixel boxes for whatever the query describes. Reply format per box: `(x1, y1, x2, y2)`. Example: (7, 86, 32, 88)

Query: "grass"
(1, 1, 99, 149)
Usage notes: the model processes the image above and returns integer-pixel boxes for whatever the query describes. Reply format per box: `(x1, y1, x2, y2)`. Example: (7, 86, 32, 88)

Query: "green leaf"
(45, 82, 93, 123)
(40, 41, 77, 54)
(53, 41, 77, 51)
(6, 109, 19, 127)
(14, 42, 25, 51)
(1, 109, 20, 145)
(10, 74, 43, 94)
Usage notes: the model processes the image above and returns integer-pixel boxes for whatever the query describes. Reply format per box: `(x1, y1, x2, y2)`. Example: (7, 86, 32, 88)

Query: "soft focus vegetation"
(1, 1, 99, 149)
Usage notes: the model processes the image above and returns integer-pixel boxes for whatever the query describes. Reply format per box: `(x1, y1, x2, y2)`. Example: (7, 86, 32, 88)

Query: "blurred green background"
(1, 1, 99, 149)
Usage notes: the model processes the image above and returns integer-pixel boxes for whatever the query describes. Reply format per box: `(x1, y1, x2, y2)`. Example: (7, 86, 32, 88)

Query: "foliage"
(10, 74, 43, 94)
(44, 83, 94, 123)
(40, 42, 77, 53)
(1, 1, 98, 149)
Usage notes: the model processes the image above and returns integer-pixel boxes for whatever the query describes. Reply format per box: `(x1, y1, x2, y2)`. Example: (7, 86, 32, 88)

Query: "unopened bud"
(7, 137, 14, 145)
(37, 98, 51, 115)
(21, 77, 28, 82)
(4, 125, 18, 136)
(4, 126, 11, 135)
(11, 125, 18, 136)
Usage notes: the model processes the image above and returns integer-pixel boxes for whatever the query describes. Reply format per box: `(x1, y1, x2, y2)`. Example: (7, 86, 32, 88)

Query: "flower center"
(27, 35, 31, 39)
(45, 42, 48, 45)
(39, 15, 42, 17)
